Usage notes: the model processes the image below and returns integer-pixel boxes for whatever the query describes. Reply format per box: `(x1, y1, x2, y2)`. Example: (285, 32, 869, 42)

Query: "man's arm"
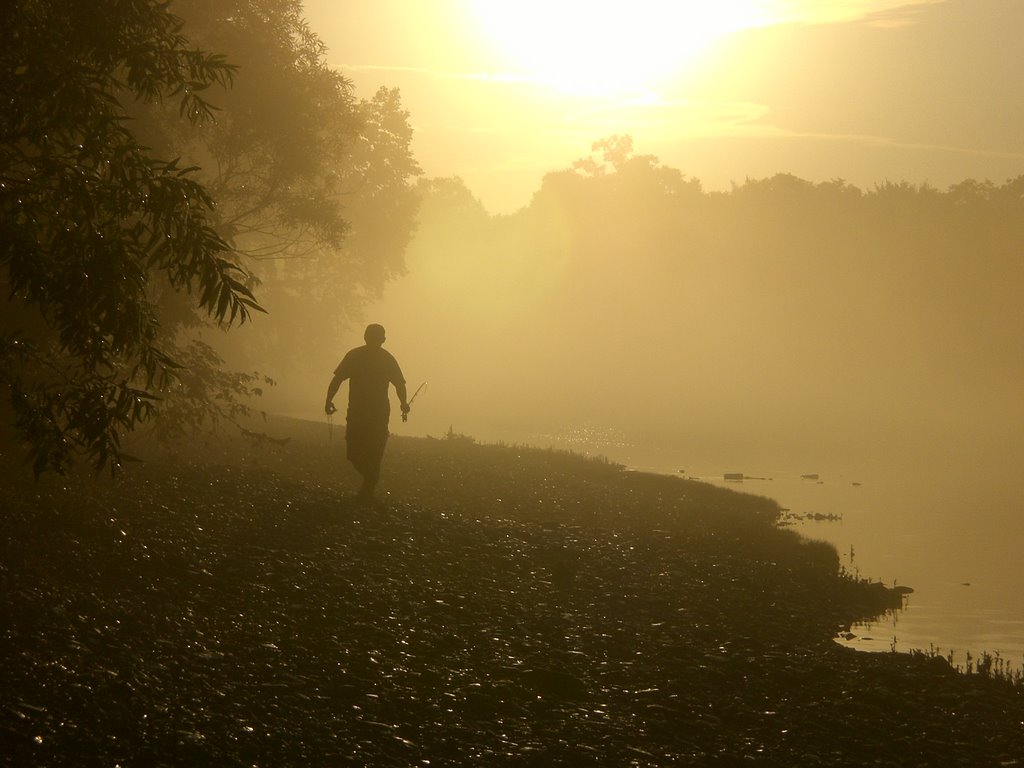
(392, 358, 410, 420)
(325, 371, 345, 414)
(396, 379, 409, 413)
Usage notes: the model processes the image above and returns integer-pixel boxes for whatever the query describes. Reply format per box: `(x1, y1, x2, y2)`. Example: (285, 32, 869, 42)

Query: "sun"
(465, 0, 776, 98)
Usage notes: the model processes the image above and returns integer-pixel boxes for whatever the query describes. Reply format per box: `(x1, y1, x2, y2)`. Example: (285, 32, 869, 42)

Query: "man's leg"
(346, 422, 369, 496)
(346, 418, 388, 501)
(358, 462, 379, 499)
(358, 426, 388, 500)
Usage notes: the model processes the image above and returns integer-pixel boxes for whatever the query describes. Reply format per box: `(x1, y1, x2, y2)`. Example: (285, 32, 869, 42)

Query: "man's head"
(364, 323, 386, 347)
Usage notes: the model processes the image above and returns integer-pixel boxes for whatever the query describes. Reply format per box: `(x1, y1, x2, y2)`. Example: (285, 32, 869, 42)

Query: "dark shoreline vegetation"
(3, 417, 1023, 766)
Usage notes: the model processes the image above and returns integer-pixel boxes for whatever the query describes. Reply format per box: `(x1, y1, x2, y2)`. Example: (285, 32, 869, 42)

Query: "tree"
(144, 1, 422, 409)
(1, 0, 262, 475)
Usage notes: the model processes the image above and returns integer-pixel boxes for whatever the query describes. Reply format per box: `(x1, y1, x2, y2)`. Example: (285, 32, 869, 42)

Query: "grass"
(2, 415, 1024, 766)
(911, 644, 1024, 688)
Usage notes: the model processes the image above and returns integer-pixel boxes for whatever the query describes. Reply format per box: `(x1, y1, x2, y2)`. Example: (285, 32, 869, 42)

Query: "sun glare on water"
(465, 0, 777, 98)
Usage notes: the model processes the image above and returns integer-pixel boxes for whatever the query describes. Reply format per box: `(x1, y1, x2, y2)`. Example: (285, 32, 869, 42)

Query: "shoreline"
(3, 417, 1023, 764)
(497, 430, 1024, 672)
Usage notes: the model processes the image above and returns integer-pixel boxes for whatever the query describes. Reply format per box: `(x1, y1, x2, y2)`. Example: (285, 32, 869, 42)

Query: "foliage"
(144, 338, 276, 443)
(151, 1, 422, 371)
(0, 0, 263, 475)
(1, 0, 423, 473)
(153, 0, 361, 261)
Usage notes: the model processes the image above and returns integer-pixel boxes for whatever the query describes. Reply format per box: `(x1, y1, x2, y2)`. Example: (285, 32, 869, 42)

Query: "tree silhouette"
(146, 1, 421, 401)
(1, 0, 260, 474)
(390, 135, 1024, 443)
(2, 0, 422, 473)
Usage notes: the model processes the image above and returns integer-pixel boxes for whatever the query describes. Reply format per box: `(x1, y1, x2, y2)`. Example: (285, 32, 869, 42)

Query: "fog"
(242, 148, 1023, 483)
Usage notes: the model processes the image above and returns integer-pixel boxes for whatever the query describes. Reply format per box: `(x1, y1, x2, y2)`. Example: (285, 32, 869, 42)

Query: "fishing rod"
(402, 381, 426, 422)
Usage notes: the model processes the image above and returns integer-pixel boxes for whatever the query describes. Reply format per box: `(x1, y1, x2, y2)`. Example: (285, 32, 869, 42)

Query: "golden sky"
(303, 0, 1024, 211)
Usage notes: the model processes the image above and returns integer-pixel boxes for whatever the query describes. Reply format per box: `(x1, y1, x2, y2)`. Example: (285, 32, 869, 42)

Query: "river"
(510, 425, 1024, 670)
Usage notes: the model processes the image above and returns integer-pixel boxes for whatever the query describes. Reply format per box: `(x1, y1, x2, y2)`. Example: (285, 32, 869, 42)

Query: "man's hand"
(325, 402, 337, 415)
(401, 402, 411, 422)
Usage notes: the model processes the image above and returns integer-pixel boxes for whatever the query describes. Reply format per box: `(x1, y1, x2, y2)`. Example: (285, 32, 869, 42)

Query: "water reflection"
(672, 472, 1022, 666)
(508, 427, 1024, 667)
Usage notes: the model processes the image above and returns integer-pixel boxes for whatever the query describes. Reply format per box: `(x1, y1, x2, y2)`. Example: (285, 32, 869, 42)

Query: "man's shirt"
(335, 345, 405, 421)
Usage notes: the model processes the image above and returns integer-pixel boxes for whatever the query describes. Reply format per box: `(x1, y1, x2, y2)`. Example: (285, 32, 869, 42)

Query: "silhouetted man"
(325, 324, 409, 501)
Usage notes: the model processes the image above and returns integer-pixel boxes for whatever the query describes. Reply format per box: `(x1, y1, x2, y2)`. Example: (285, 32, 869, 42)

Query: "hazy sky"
(303, 0, 1024, 213)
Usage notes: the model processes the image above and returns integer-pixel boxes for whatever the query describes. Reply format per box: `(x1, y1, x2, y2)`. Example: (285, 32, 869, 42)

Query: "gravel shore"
(3, 417, 1023, 766)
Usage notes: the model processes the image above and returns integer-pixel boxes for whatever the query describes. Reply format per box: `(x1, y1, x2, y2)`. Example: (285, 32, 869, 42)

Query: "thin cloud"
(557, 97, 773, 136)
(341, 62, 532, 85)
(556, 92, 1024, 164)
(721, 123, 1024, 163)
(772, 0, 945, 26)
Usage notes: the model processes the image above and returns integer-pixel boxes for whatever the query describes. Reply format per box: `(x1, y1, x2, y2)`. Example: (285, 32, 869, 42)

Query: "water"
(511, 425, 1024, 668)
(699, 470, 1024, 666)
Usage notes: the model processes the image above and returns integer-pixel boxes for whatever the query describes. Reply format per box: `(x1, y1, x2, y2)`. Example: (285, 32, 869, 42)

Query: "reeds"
(913, 645, 1024, 688)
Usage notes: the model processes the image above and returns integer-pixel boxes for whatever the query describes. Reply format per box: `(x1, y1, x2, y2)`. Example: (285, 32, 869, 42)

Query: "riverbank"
(2, 417, 1023, 765)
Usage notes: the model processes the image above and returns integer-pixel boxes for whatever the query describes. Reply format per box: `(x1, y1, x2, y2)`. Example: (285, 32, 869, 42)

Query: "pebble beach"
(3, 417, 1023, 766)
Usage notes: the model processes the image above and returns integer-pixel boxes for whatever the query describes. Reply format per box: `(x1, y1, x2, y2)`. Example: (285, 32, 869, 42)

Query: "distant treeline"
(389, 135, 1023, 444)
